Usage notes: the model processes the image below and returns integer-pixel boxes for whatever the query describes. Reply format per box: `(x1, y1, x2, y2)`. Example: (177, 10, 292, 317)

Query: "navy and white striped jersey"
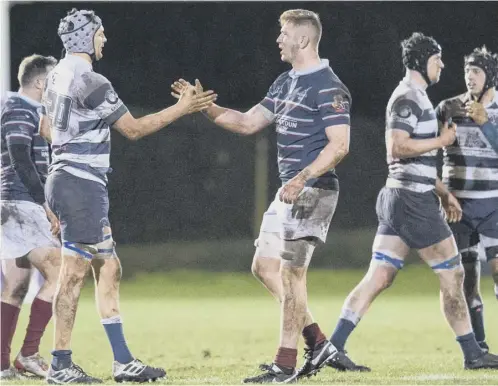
(436, 92, 498, 199)
(385, 79, 438, 192)
(259, 59, 351, 190)
(1, 92, 49, 202)
(42, 55, 128, 186)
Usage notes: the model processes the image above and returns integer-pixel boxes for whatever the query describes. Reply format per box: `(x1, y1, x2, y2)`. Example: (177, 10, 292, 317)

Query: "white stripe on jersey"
(53, 153, 109, 168)
(4, 121, 35, 128)
(8, 108, 37, 118)
(389, 163, 437, 179)
(414, 118, 437, 135)
(276, 114, 313, 123)
(6, 133, 32, 140)
(274, 98, 317, 112)
(323, 114, 349, 120)
(444, 146, 497, 158)
(277, 143, 303, 148)
(318, 88, 342, 94)
(385, 177, 434, 193)
(442, 166, 498, 181)
(451, 189, 498, 199)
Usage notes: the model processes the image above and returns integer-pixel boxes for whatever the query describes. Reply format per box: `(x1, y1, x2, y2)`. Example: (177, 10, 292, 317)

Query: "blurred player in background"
(172, 8, 367, 383)
(42, 8, 217, 384)
(326, 33, 498, 371)
(436, 46, 498, 354)
(1, 54, 61, 380)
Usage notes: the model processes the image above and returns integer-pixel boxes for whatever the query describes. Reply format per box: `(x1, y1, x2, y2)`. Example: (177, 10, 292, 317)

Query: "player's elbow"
(126, 130, 141, 141)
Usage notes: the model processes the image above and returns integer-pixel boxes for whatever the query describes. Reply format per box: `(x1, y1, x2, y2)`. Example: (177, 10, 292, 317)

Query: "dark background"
(8, 2, 498, 248)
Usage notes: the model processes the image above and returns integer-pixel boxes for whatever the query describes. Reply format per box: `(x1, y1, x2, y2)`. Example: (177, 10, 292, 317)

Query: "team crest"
(332, 95, 347, 113)
(105, 90, 119, 104)
(397, 105, 412, 119)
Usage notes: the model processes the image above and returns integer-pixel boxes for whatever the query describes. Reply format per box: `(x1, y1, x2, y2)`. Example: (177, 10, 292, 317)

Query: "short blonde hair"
(279, 9, 322, 44)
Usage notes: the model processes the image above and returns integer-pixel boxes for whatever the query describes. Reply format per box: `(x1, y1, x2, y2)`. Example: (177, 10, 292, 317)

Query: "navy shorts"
(45, 169, 110, 244)
(375, 187, 452, 249)
(450, 197, 498, 262)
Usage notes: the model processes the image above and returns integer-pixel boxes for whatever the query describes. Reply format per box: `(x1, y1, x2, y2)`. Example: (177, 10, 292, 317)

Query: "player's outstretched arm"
(387, 121, 456, 159)
(171, 79, 272, 136)
(113, 84, 217, 141)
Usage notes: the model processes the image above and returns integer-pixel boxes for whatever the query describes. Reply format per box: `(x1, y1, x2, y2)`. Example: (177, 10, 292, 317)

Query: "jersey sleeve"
(80, 72, 129, 125)
(435, 100, 451, 125)
(386, 96, 423, 134)
(316, 87, 351, 126)
(2, 109, 36, 145)
(258, 78, 278, 121)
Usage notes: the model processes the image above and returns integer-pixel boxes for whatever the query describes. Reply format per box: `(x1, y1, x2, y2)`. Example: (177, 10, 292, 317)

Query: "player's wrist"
(296, 168, 312, 183)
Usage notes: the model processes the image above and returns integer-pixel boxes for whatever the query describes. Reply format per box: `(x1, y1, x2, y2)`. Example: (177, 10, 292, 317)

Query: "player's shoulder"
(316, 67, 351, 98)
(272, 70, 291, 85)
(79, 71, 112, 90)
(1, 94, 36, 120)
(437, 92, 466, 110)
(390, 83, 428, 109)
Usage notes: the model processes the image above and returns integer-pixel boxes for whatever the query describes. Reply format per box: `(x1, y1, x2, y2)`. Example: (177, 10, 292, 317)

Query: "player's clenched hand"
(176, 83, 217, 114)
(43, 203, 60, 236)
(441, 192, 462, 223)
(465, 100, 488, 125)
(439, 120, 457, 147)
(279, 176, 305, 204)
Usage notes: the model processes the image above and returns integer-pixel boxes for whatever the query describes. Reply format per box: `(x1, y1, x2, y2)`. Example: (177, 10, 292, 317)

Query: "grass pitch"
(7, 266, 498, 385)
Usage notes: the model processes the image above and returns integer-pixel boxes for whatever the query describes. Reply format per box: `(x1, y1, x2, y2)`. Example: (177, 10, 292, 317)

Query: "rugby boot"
(243, 363, 297, 384)
(113, 358, 166, 383)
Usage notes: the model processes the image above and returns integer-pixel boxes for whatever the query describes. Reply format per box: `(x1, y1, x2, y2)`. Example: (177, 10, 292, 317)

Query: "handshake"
(171, 78, 216, 115)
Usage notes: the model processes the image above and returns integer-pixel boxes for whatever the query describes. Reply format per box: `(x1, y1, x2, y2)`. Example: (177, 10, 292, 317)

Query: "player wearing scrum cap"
(436, 46, 498, 354)
(42, 8, 217, 384)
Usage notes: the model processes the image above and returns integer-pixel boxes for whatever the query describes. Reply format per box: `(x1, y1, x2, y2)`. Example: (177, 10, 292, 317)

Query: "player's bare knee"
(378, 268, 396, 291)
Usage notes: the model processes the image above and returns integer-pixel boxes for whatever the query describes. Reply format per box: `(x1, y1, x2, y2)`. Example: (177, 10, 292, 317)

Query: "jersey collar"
(7, 91, 42, 108)
(289, 59, 329, 79)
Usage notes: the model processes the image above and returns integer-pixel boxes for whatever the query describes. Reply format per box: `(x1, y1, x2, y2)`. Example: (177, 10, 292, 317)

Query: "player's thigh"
(381, 188, 453, 250)
(27, 246, 61, 280)
(417, 234, 459, 268)
(46, 169, 111, 245)
(450, 221, 479, 264)
(476, 201, 498, 263)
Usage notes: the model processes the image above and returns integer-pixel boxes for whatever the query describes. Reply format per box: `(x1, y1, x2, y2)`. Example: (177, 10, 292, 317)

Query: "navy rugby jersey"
(385, 79, 439, 193)
(42, 55, 128, 186)
(259, 59, 351, 190)
(1, 92, 49, 202)
(436, 93, 498, 199)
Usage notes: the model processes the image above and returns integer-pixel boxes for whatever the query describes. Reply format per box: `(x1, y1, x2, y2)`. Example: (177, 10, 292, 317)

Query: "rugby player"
(41, 8, 217, 384)
(172, 9, 367, 383)
(1, 54, 61, 380)
(436, 46, 498, 354)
